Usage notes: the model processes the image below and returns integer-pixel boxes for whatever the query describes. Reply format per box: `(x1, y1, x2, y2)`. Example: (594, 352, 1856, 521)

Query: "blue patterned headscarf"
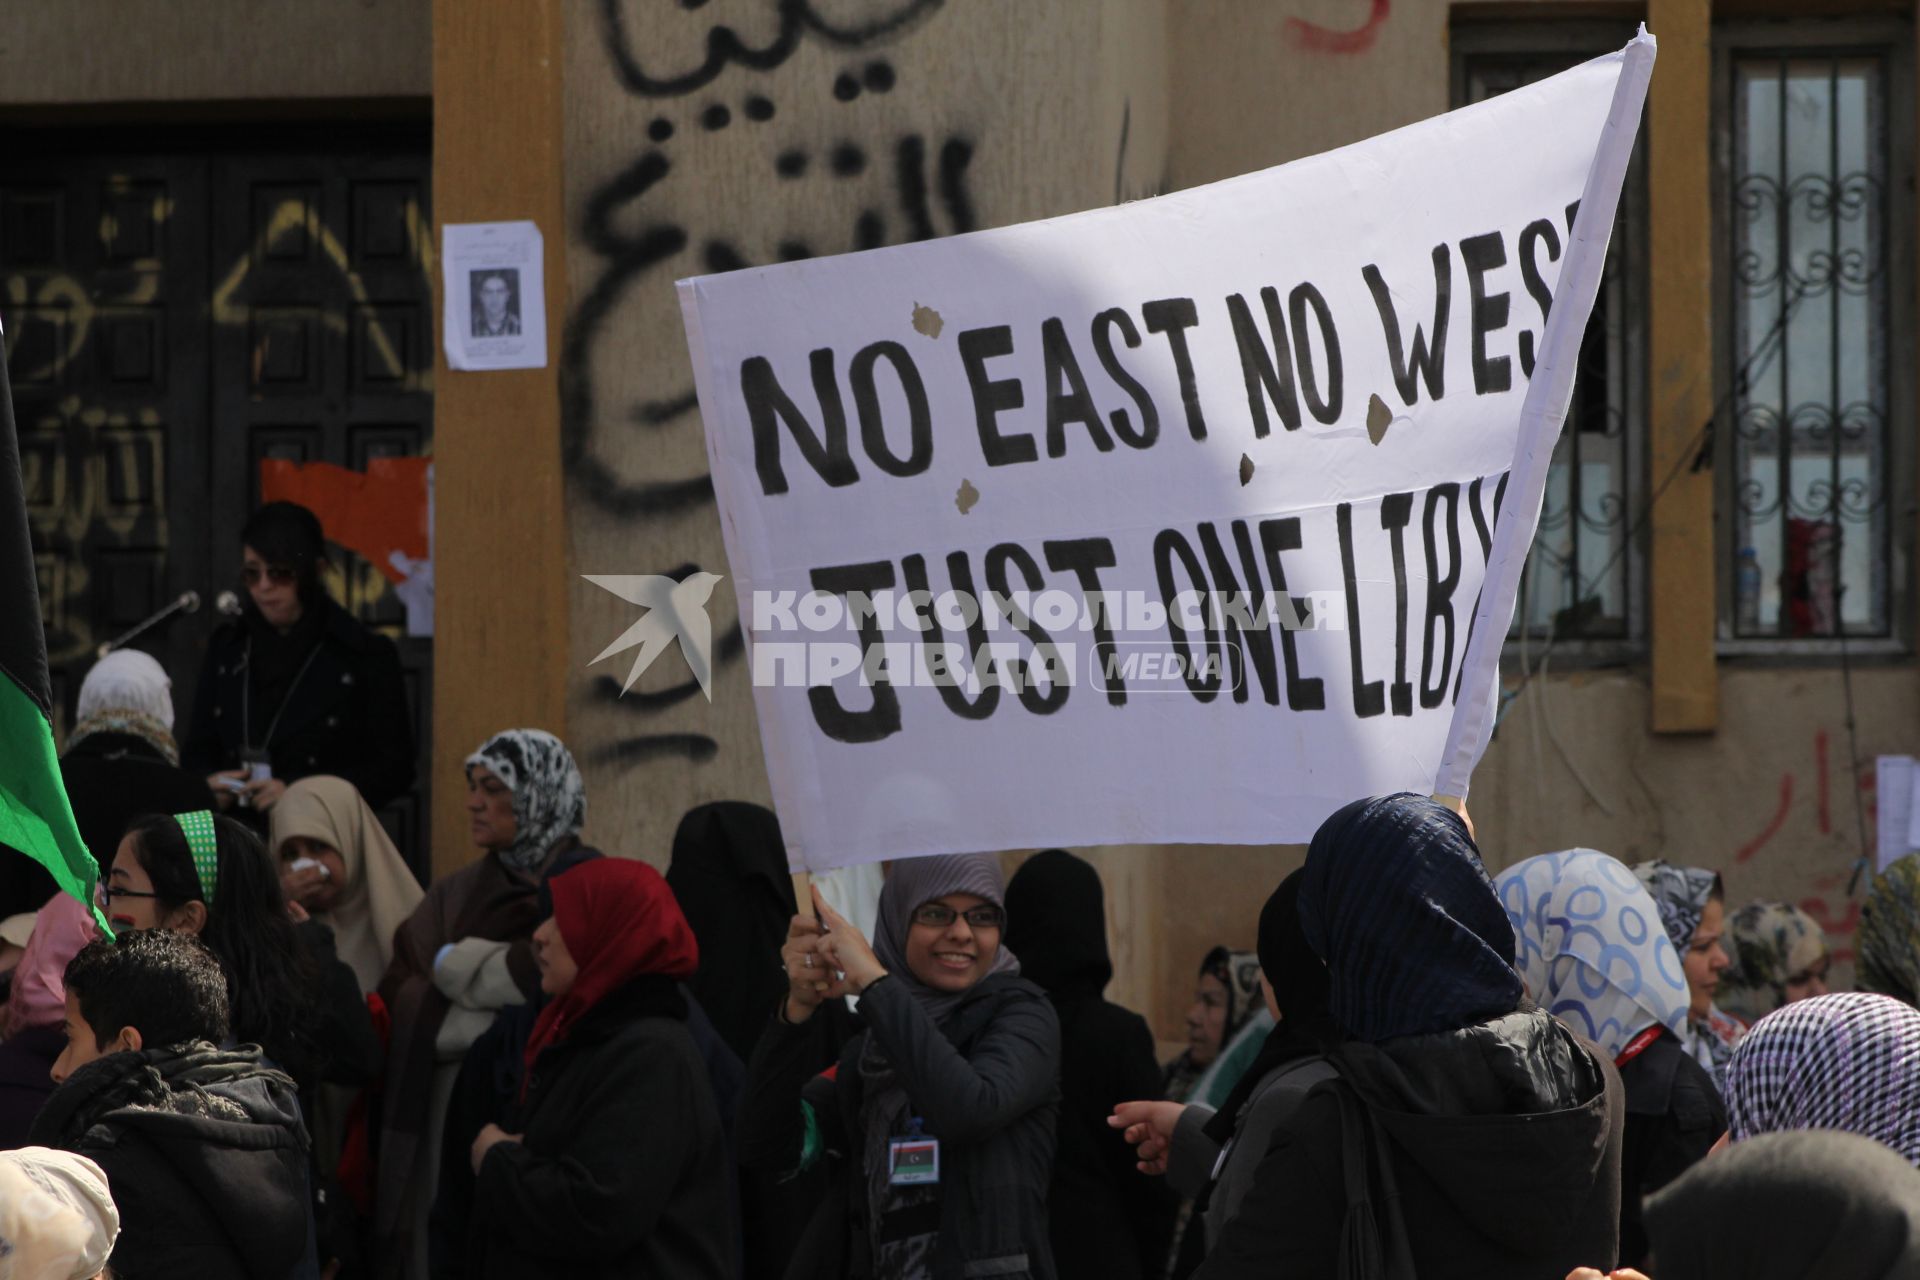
(1298, 794, 1522, 1043)
(1496, 849, 1690, 1060)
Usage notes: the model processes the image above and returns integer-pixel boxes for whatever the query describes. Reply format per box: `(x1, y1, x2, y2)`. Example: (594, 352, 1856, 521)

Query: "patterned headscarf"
(1632, 859, 1723, 953)
(1632, 858, 1739, 1081)
(871, 853, 1020, 1022)
(1859, 854, 1920, 1008)
(1721, 901, 1830, 1023)
(1299, 793, 1522, 1043)
(1495, 849, 1690, 1060)
(464, 729, 586, 873)
(1724, 992, 1920, 1165)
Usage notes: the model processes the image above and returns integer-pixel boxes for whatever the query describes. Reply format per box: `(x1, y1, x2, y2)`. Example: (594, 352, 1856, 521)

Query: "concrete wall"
(0, 0, 429, 104)
(558, 0, 1169, 852)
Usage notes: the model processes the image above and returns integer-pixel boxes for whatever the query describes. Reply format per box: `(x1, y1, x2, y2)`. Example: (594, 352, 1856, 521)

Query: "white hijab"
(270, 776, 424, 992)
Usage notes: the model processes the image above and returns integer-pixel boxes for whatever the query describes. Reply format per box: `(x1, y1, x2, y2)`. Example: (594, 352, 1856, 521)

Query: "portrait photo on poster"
(442, 219, 547, 371)
(470, 268, 521, 337)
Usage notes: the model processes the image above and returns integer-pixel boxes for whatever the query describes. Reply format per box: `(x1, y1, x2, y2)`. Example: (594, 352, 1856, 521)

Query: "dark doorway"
(2, 124, 435, 869)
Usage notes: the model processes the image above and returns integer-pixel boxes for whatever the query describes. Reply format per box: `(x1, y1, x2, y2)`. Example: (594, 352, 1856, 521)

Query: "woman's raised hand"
(780, 908, 845, 1024)
(812, 885, 889, 994)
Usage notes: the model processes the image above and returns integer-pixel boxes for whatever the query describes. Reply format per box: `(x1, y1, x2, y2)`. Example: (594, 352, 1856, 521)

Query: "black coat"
(29, 1043, 311, 1280)
(181, 601, 414, 811)
(1005, 849, 1176, 1280)
(0, 731, 207, 917)
(1618, 1029, 1727, 1268)
(741, 972, 1062, 1280)
(469, 980, 734, 1280)
(431, 988, 745, 1280)
(1193, 1008, 1625, 1280)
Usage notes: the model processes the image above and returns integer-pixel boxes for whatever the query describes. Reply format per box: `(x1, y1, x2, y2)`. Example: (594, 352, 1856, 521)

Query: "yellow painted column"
(430, 0, 571, 878)
(1648, 0, 1719, 733)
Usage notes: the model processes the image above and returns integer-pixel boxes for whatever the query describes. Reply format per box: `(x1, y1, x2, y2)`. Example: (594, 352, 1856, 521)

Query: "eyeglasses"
(95, 882, 161, 906)
(911, 903, 1004, 930)
(241, 564, 297, 586)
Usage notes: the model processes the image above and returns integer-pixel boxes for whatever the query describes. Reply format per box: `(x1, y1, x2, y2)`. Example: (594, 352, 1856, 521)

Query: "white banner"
(679, 32, 1656, 873)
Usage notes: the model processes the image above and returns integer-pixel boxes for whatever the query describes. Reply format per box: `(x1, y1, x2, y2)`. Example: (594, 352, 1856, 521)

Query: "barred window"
(1453, 24, 1649, 653)
(1722, 37, 1909, 646)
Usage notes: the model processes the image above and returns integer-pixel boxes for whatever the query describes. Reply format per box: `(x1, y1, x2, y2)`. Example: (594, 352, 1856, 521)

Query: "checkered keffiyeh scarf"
(1725, 992, 1920, 1164)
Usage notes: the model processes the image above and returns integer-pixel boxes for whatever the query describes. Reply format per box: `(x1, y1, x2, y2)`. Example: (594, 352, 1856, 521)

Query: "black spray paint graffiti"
(569, 0, 972, 762)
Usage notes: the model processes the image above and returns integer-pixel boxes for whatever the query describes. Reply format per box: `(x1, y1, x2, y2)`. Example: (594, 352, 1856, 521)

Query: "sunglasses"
(241, 564, 297, 586)
(911, 903, 1004, 930)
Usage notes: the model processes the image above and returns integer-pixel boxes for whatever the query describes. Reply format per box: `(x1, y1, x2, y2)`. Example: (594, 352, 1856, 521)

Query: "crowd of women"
(0, 499, 1918, 1280)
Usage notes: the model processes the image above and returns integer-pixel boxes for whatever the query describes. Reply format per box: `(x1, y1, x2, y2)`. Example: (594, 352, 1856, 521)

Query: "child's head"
(52, 930, 229, 1085)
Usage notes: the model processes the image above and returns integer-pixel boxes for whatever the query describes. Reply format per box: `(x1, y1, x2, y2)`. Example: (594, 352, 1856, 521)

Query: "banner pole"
(1433, 27, 1658, 801)
(791, 870, 814, 919)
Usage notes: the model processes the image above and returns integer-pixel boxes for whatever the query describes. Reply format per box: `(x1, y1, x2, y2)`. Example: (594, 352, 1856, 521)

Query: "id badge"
(239, 748, 273, 785)
(888, 1134, 940, 1187)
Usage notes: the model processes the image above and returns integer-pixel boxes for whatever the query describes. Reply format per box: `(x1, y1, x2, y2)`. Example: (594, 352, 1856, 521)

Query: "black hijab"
(1298, 793, 1521, 1043)
(1644, 1131, 1920, 1278)
(664, 801, 791, 1063)
(1004, 849, 1112, 1002)
(1201, 870, 1334, 1145)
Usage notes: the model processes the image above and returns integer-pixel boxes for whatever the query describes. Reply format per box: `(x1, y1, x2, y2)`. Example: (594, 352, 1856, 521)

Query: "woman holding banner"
(740, 853, 1061, 1280)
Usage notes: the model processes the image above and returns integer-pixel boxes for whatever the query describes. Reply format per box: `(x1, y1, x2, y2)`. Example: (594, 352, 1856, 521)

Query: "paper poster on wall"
(442, 220, 547, 371)
(1879, 755, 1919, 873)
(678, 34, 1654, 873)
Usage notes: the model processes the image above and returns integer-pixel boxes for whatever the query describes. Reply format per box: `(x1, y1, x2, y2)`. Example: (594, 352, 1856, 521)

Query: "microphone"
(96, 591, 202, 659)
(215, 591, 242, 617)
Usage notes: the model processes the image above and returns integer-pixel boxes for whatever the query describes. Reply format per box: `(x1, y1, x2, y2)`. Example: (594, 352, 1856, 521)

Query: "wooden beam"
(429, 0, 571, 877)
(1647, 0, 1719, 733)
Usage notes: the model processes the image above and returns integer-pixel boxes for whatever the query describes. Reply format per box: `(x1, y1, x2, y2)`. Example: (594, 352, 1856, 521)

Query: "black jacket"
(0, 732, 207, 918)
(741, 973, 1062, 1280)
(1194, 1007, 1625, 1280)
(1618, 1029, 1726, 1268)
(1005, 849, 1176, 1280)
(181, 600, 414, 811)
(469, 979, 734, 1280)
(29, 1042, 311, 1280)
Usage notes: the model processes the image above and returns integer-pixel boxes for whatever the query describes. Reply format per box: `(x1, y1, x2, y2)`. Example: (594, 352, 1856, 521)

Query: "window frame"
(1450, 18, 1653, 667)
(1711, 16, 1916, 658)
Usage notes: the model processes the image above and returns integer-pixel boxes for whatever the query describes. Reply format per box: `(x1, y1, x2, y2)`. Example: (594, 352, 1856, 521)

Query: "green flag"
(0, 339, 112, 934)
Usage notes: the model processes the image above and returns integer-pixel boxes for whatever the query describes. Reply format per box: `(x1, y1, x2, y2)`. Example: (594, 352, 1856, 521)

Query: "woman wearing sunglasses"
(740, 854, 1062, 1280)
(181, 500, 415, 825)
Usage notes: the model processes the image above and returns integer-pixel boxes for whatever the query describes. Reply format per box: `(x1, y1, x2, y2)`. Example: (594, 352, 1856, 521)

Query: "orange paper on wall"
(259, 458, 431, 583)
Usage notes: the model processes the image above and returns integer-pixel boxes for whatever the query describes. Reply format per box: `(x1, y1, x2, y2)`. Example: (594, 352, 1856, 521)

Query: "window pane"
(1464, 53, 1643, 643)
(1730, 55, 1889, 638)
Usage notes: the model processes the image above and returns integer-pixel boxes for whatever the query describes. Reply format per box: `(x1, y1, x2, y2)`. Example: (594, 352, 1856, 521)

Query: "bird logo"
(584, 572, 724, 701)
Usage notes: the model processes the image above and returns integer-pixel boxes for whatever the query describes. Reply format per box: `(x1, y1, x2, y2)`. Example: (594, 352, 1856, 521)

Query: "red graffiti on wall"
(1285, 0, 1390, 55)
(1735, 773, 1795, 864)
(1815, 728, 1831, 835)
(1798, 896, 1860, 965)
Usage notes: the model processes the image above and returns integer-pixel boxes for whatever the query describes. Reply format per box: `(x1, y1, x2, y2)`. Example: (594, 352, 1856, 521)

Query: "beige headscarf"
(271, 776, 425, 992)
(0, 1147, 118, 1280)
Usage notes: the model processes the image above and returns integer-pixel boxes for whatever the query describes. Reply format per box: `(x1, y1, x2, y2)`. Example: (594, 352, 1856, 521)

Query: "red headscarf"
(522, 857, 700, 1082)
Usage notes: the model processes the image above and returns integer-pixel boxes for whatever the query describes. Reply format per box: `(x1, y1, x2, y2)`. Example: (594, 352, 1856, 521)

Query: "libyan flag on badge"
(0, 343, 111, 933)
